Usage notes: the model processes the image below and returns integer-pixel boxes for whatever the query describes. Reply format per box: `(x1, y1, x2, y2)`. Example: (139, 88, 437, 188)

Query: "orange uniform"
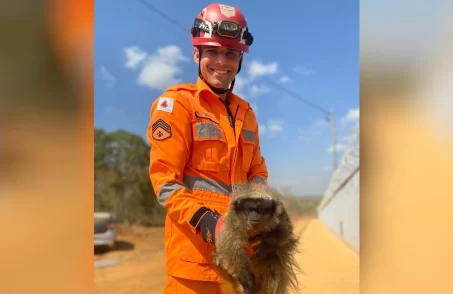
(147, 77, 268, 290)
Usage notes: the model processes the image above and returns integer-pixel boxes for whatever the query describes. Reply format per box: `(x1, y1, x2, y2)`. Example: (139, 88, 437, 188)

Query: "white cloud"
(341, 108, 360, 128)
(345, 108, 360, 121)
(233, 60, 279, 100)
(267, 120, 284, 132)
(250, 102, 258, 114)
(258, 124, 267, 135)
(100, 66, 116, 88)
(327, 143, 347, 153)
(124, 46, 148, 69)
(234, 75, 248, 89)
(124, 45, 189, 91)
(341, 133, 356, 143)
(249, 84, 271, 97)
(233, 75, 249, 98)
(258, 120, 284, 136)
(279, 75, 290, 83)
(293, 65, 314, 76)
(247, 60, 278, 79)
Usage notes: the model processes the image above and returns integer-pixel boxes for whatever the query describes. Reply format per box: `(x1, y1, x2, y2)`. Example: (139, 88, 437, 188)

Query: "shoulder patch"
(156, 97, 174, 113)
(152, 118, 172, 141)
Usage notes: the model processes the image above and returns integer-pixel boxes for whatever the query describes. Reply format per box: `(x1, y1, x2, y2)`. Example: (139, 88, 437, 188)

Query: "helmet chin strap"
(197, 46, 242, 95)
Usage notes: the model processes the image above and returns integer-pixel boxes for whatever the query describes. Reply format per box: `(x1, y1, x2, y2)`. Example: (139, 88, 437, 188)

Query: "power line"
(136, 0, 330, 116)
(261, 76, 328, 114)
(136, 0, 188, 33)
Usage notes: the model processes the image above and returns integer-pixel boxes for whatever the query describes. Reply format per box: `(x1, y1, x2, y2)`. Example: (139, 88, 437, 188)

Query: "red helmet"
(190, 3, 254, 53)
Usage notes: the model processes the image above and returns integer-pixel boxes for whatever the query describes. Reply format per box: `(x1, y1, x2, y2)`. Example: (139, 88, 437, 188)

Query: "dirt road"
(294, 219, 359, 294)
(94, 218, 359, 293)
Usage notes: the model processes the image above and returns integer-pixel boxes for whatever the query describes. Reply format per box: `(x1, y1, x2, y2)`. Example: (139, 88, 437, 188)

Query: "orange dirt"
(293, 219, 359, 294)
(94, 218, 359, 293)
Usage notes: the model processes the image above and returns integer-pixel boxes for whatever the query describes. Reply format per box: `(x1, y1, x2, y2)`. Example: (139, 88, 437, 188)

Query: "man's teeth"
(212, 69, 228, 74)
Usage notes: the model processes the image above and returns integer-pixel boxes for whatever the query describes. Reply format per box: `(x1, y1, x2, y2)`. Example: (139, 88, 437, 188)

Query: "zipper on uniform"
(219, 99, 239, 184)
(223, 104, 235, 134)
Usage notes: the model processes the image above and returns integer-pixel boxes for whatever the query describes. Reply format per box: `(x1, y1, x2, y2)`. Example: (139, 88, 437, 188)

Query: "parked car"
(94, 212, 116, 251)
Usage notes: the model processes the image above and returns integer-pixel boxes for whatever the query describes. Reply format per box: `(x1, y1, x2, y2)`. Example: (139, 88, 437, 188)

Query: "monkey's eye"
(257, 206, 270, 215)
(258, 200, 275, 213)
(234, 199, 246, 212)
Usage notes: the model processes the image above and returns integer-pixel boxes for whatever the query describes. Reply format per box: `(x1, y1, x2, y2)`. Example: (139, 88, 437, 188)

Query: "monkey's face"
(233, 197, 279, 230)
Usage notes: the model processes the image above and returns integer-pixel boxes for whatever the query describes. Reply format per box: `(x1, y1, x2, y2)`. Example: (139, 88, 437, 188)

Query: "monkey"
(213, 182, 301, 294)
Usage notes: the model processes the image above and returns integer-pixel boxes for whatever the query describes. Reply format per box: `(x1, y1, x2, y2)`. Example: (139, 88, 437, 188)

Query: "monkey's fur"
(213, 182, 301, 294)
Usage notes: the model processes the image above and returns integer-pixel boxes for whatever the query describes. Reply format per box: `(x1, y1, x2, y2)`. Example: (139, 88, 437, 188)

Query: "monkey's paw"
(253, 235, 279, 258)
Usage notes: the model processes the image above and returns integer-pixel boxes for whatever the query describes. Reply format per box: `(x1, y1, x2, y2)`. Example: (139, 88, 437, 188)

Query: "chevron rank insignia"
(152, 119, 172, 141)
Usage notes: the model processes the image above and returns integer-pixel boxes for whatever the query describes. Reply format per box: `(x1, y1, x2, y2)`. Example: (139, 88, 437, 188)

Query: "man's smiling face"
(194, 46, 242, 89)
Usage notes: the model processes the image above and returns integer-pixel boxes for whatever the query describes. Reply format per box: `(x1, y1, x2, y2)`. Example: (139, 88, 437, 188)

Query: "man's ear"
(193, 47, 199, 64)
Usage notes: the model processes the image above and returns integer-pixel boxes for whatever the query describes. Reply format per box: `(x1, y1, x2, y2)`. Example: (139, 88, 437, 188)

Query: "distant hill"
(280, 195, 322, 218)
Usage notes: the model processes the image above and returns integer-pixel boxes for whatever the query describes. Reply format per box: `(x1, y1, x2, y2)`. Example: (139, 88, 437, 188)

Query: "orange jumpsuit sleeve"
(247, 114, 269, 184)
(147, 91, 211, 235)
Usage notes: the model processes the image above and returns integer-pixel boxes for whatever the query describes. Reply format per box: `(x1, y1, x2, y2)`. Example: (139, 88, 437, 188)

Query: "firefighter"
(147, 3, 268, 293)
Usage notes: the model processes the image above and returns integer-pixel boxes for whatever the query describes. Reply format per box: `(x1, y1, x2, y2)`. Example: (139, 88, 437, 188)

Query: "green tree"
(94, 128, 166, 226)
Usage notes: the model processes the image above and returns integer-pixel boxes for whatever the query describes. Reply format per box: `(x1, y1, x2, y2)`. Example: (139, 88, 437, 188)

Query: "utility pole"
(328, 109, 337, 172)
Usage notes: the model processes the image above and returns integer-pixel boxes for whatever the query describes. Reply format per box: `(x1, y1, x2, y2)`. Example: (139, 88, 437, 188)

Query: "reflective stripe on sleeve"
(242, 129, 256, 143)
(158, 176, 232, 206)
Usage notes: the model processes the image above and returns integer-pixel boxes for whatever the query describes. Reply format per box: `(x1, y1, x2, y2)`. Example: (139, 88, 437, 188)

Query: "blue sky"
(94, 0, 359, 196)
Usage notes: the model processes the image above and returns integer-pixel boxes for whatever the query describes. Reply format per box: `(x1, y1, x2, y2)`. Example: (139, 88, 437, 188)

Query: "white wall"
(318, 170, 359, 252)
(318, 127, 360, 253)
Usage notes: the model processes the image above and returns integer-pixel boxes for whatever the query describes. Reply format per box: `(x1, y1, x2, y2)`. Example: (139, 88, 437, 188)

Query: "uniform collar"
(195, 76, 248, 109)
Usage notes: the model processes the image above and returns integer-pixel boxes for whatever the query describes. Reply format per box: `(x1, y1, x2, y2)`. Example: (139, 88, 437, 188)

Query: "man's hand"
(245, 230, 262, 256)
(199, 210, 263, 256)
(247, 232, 279, 258)
(199, 210, 223, 245)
